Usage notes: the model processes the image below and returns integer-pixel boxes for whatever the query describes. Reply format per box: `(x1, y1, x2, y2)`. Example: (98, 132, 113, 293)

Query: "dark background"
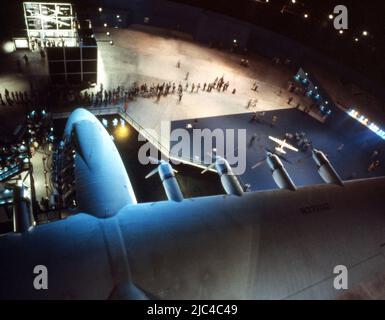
(1, 0, 384, 86)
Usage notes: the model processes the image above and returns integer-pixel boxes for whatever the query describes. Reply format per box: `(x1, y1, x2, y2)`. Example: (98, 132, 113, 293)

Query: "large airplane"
(1, 108, 385, 299)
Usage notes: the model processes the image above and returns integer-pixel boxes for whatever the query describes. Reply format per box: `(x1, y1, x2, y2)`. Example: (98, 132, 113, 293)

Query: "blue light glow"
(348, 109, 385, 140)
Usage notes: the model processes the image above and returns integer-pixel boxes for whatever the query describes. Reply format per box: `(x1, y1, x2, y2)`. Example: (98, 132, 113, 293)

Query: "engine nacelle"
(266, 152, 296, 191)
(312, 149, 343, 186)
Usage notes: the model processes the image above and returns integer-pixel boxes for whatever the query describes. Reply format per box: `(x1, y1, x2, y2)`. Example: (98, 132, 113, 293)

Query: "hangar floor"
(172, 108, 385, 191)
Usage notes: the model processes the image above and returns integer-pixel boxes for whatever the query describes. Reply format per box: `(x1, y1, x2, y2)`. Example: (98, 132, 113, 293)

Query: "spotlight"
(98, 7, 102, 12)
(116, 14, 120, 19)
(354, 37, 359, 42)
(103, 23, 107, 27)
(304, 13, 309, 19)
(2, 41, 15, 54)
(115, 125, 129, 140)
(328, 14, 333, 20)
(339, 30, 344, 35)
(362, 30, 368, 36)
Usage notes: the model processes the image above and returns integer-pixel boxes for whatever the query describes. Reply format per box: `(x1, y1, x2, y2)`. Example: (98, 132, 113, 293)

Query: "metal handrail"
(52, 105, 209, 170)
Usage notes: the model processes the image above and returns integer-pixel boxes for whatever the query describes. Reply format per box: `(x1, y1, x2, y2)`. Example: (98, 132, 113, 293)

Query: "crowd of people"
(0, 89, 31, 107)
(284, 132, 312, 153)
(58, 75, 234, 109)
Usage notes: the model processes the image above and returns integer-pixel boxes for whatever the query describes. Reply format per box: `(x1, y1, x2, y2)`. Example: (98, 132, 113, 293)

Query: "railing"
(52, 105, 211, 171)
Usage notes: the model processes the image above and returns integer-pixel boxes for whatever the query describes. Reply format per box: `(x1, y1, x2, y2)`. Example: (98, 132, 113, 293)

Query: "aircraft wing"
(1, 177, 385, 299)
(269, 136, 298, 152)
(281, 141, 298, 152)
(268, 136, 283, 145)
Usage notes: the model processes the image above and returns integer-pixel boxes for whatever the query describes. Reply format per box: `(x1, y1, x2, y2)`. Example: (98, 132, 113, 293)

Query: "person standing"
(337, 144, 344, 152)
(23, 54, 29, 65)
(185, 72, 189, 81)
(371, 150, 379, 159)
(249, 133, 258, 147)
(368, 160, 380, 172)
(271, 115, 278, 127)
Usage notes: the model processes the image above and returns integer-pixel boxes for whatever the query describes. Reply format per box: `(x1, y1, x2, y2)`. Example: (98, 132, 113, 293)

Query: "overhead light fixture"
(98, 7, 102, 12)
(291, 0, 296, 3)
(354, 37, 359, 42)
(109, 40, 114, 45)
(362, 30, 368, 36)
(304, 13, 309, 19)
(339, 30, 344, 35)
(328, 14, 333, 20)
(103, 23, 107, 27)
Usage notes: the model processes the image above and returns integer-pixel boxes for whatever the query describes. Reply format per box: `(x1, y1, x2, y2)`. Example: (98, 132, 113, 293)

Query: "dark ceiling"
(171, 0, 385, 84)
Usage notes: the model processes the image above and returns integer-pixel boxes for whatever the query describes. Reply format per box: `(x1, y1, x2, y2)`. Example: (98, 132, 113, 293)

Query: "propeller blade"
(264, 147, 292, 164)
(251, 159, 266, 170)
(148, 156, 160, 165)
(145, 167, 159, 179)
(201, 163, 215, 174)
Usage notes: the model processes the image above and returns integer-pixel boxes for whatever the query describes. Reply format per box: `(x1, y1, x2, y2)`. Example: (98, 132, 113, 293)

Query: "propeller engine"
(251, 150, 296, 191)
(312, 149, 343, 186)
(201, 151, 244, 196)
(145, 157, 184, 202)
(266, 152, 297, 191)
